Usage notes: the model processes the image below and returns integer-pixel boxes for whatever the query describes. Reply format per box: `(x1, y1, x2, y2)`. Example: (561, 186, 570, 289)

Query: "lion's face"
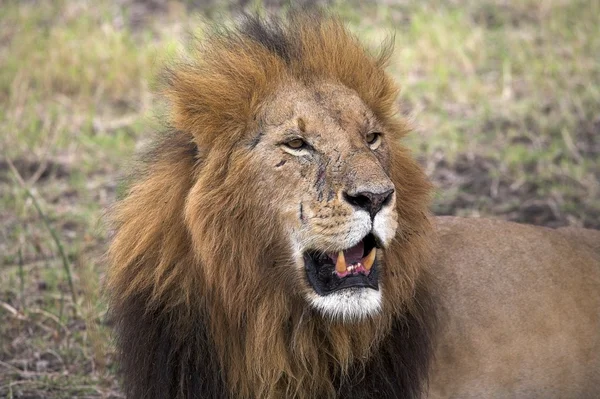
(249, 81, 398, 320)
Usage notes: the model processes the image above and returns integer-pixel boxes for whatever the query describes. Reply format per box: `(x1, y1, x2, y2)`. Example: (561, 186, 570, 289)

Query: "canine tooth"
(363, 248, 376, 271)
(336, 250, 347, 274)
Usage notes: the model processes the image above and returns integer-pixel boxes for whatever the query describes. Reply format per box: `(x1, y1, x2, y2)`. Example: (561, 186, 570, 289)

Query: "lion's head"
(188, 78, 413, 320)
(108, 12, 435, 399)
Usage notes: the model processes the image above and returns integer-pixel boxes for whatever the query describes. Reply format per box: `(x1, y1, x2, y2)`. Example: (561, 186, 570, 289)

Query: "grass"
(1, 0, 598, 396)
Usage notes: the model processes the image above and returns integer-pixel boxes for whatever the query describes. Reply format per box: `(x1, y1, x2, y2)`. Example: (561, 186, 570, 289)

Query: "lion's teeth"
(336, 250, 347, 274)
(363, 248, 376, 271)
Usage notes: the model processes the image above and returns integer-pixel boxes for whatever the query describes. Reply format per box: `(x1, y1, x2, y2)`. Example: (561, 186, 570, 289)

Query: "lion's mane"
(107, 12, 436, 399)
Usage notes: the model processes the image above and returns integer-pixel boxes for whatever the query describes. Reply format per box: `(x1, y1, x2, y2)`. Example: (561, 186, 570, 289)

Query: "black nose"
(343, 188, 394, 219)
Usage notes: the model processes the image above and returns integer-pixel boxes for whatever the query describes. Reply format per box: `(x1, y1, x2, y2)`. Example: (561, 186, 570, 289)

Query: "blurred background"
(1, 0, 598, 397)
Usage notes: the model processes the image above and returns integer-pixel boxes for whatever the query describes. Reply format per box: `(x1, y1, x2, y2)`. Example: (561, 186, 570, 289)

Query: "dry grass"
(1, 0, 598, 397)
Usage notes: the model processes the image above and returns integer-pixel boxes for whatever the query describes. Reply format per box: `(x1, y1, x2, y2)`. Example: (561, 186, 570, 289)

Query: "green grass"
(1, 0, 599, 396)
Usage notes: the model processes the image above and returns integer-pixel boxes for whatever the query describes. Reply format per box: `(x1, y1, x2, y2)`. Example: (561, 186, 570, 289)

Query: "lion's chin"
(306, 287, 383, 321)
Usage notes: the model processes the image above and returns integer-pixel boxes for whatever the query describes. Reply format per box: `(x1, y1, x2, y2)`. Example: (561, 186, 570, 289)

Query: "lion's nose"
(343, 188, 395, 219)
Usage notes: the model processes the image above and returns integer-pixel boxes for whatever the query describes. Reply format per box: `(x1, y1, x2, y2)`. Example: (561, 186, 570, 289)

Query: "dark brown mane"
(107, 12, 436, 399)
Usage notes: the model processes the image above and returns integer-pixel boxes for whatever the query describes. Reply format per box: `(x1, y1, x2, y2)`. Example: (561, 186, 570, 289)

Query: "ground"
(1, 0, 598, 397)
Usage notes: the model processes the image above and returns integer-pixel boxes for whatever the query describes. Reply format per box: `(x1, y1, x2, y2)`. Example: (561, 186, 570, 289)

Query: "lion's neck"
(211, 290, 429, 398)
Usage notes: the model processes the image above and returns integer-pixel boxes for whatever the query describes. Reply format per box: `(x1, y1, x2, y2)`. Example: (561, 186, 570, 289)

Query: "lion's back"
(557, 225, 600, 257)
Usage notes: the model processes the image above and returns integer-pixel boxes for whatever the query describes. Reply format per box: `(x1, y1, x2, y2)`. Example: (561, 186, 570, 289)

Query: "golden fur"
(107, 11, 600, 399)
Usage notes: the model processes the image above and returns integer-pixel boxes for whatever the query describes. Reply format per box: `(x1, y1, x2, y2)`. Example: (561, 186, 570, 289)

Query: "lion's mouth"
(304, 233, 381, 296)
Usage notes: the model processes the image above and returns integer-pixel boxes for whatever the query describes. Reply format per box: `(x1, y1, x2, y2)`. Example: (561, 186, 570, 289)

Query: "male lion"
(107, 13, 600, 399)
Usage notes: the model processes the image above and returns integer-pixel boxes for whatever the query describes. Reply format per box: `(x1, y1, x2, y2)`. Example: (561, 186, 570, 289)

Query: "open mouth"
(304, 233, 381, 296)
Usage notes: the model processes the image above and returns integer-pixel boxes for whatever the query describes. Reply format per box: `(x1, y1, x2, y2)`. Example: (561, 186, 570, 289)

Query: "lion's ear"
(161, 38, 285, 146)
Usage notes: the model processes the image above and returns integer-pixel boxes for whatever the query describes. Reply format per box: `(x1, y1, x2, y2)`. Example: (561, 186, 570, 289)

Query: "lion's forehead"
(263, 82, 373, 137)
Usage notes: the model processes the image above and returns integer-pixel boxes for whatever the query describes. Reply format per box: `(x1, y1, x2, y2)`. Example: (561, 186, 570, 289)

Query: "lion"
(106, 12, 600, 399)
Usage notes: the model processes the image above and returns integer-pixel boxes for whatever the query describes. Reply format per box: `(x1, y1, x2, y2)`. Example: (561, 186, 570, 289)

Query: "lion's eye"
(284, 138, 307, 150)
(366, 132, 382, 149)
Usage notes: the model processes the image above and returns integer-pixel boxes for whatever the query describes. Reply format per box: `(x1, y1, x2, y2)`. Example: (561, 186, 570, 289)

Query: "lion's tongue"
(328, 241, 364, 266)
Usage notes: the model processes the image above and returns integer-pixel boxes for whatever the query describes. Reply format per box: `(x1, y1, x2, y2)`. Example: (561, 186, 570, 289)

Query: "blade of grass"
(5, 158, 78, 317)
(18, 245, 25, 311)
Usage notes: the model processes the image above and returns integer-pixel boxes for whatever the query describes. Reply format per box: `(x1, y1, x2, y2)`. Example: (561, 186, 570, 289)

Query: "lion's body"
(106, 12, 600, 399)
(429, 217, 600, 398)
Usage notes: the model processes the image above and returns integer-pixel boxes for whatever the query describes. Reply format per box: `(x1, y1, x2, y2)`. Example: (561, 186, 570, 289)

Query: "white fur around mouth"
(307, 287, 382, 321)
